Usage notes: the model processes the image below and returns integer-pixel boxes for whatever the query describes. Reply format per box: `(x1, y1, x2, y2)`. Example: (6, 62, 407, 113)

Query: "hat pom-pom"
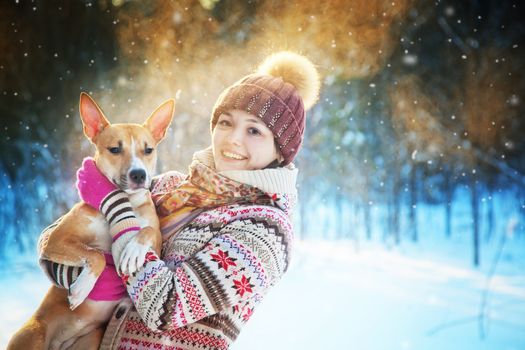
(257, 51, 320, 111)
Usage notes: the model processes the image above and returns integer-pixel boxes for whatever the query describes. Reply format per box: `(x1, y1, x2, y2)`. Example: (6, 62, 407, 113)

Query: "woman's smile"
(221, 150, 248, 161)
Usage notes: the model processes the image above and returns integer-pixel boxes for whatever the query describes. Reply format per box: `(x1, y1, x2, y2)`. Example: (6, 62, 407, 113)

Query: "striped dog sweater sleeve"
(38, 217, 83, 288)
(99, 190, 141, 239)
(42, 259, 83, 289)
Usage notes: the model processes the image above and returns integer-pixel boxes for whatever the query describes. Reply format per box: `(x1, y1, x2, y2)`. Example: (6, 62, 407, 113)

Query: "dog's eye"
(145, 147, 154, 155)
(108, 147, 121, 154)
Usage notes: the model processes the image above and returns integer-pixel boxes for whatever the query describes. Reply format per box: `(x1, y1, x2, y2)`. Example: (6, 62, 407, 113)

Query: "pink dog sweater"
(87, 253, 127, 301)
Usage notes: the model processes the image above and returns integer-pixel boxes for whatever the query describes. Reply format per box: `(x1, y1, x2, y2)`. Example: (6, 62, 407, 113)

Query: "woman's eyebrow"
(246, 118, 263, 124)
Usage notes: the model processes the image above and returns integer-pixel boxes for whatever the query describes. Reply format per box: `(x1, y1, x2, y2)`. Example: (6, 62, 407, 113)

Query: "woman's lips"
(222, 150, 247, 160)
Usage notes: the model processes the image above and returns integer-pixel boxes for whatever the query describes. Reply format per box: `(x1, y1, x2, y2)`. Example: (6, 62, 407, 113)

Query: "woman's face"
(212, 109, 281, 172)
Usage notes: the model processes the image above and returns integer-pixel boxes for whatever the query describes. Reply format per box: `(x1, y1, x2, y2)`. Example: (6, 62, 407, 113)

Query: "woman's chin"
(216, 159, 248, 172)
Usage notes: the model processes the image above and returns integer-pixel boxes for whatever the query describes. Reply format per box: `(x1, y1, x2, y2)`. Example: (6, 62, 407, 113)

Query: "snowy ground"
(235, 238, 525, 350)
(1, 237, 524, 350)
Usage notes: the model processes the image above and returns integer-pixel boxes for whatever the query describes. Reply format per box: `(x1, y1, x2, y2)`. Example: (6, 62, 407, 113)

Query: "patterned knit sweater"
(100, 150, 298, 350)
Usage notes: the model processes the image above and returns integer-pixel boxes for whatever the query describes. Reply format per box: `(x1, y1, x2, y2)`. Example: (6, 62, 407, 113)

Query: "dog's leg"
(67, 253, 106, 309)
(118, 226, 162, 275)
(118, 194, 162, 275)
(134, 193, 161, 255)
(8, 287, 72, 350)
(6, 318, 47, 350)
(137, 225, 162, 255)
(41, 205, 108, 309)
(60, 327, 105, 350)
(45, 240, 105, 309)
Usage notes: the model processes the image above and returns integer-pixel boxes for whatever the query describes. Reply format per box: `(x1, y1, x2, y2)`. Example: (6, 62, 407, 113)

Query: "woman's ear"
(274, 140, 284, 164)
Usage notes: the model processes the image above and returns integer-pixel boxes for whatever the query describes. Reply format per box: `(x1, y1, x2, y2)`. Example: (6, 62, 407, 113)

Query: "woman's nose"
(229, 127, 244, 145)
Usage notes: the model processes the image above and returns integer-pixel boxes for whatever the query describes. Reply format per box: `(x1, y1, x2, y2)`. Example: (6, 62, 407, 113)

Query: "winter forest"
(1, 1, 525, 349)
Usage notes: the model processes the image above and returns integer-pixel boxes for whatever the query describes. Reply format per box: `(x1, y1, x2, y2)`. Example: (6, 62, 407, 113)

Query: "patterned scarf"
(154, 155, 273, 239)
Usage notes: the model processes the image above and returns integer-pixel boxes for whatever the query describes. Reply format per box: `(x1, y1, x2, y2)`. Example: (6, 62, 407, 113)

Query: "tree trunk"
(393, 185, 401, 245)
(364, 200, 372, 240)
(14, 199, 28, 254)
(485, 186, 494, 241)
(471, 177, 480, 267)
(517, 190, 525, 238)
(299, 188, 308, 240)
(351, 202, 359, 242)
(335, 191, 344, 239)
(409, 163, 418, 242)
(445, 172, 453, 238)
(386, 196, 392, 242)
(322, 198, 331, 240)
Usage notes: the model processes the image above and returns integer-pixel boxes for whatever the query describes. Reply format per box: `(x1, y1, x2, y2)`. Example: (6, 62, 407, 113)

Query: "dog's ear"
(79, 92, 110, 143)
(144, 99, 175, 144)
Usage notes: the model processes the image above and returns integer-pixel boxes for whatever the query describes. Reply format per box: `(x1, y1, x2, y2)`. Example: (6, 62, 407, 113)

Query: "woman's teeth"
(223, 151, 246, 160)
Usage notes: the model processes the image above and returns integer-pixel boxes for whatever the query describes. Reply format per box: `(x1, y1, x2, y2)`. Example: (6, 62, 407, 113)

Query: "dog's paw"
(118, 238, 150, 276)
(68, 268, 97, 310)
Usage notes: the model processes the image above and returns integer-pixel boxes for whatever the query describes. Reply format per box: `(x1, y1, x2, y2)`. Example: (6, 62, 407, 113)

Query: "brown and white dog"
(7, 93, 174, 350)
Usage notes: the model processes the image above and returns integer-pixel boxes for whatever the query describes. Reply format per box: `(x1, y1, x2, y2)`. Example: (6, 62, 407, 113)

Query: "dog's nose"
(129, 169, 146, 184)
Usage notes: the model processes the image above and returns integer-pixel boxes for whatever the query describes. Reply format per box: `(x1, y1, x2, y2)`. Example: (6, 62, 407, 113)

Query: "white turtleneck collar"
(192, 147, 298, 196)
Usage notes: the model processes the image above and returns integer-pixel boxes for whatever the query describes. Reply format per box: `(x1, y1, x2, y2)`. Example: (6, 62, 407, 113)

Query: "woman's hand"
(76, 157, 117, 210)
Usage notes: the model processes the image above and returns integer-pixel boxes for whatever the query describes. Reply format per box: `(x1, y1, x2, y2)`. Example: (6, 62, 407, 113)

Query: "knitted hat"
(211, 52, 320, 165)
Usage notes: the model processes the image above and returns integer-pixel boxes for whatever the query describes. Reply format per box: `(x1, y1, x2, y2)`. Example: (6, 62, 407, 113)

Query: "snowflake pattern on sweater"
(100, 171, 295, 350)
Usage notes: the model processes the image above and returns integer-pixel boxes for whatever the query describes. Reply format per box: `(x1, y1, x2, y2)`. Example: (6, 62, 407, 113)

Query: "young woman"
(48, 51, 319, 349)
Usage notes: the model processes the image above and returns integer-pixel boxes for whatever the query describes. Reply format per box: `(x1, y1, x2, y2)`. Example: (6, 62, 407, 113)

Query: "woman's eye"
(108, 147, 121, 154)
(218, 120, 231, 127)
(145, 147, 154, 154)
(248, 127, 261, 136)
